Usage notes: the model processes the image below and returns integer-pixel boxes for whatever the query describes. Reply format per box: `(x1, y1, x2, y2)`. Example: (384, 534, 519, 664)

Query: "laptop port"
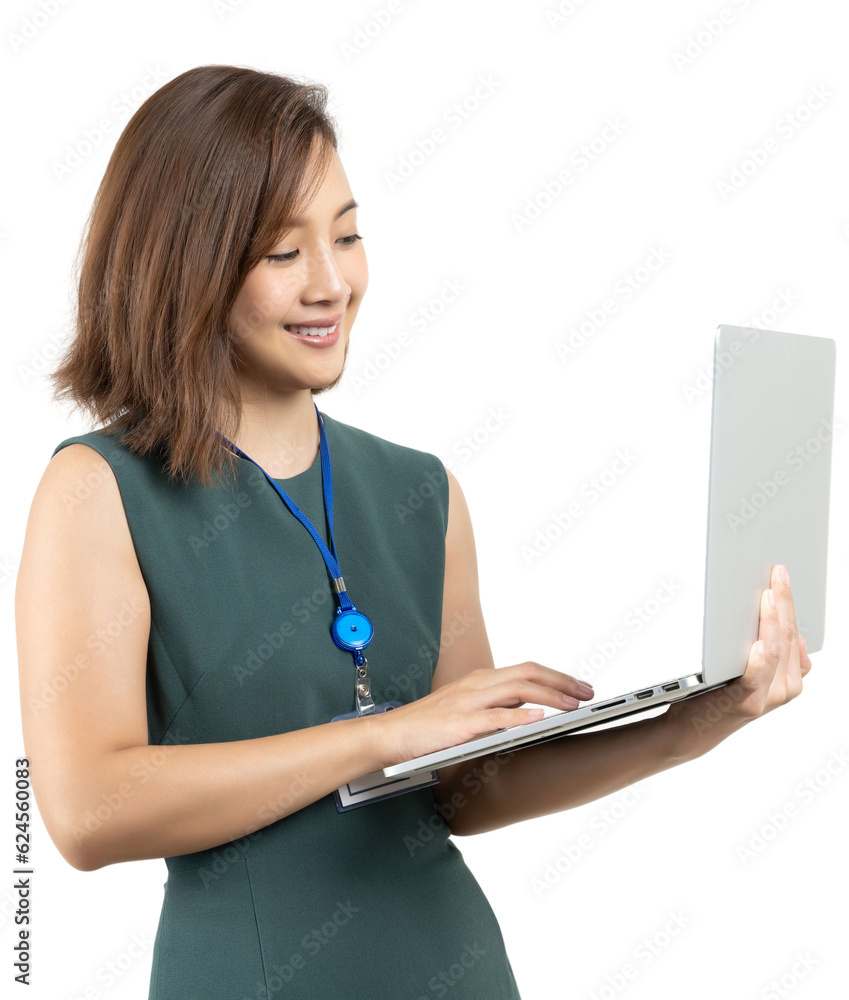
(635, 688, 654, 700)
(590, 698, 627, 713)
(661, 681, 680, 693)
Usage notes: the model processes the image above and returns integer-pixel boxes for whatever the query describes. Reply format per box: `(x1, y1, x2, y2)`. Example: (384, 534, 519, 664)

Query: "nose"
(301, 242, 349, 305)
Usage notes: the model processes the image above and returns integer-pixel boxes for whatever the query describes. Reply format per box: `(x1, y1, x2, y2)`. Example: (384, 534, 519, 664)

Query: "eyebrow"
(288, 198, 358, 229)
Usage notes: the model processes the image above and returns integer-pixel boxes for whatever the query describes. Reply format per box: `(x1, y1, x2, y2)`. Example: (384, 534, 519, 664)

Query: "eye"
(266, 233, 363, 264)
(266, 249, 299, 263)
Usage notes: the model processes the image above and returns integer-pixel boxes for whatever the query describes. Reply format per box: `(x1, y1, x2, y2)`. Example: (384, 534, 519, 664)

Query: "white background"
(2, 1, 847, 998)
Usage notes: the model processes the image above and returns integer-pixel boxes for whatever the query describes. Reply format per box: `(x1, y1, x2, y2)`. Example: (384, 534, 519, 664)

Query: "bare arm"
(15, 444, 389, 871)
(427, 470, 812, 836)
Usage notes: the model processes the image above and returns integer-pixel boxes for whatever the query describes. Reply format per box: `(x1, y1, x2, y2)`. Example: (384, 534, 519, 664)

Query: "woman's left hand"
(662, 562, 813, 757)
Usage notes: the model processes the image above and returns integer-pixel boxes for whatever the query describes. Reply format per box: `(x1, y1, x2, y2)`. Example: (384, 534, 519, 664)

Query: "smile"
(283, 320, 342, 347)
(284, 321, 340, 338)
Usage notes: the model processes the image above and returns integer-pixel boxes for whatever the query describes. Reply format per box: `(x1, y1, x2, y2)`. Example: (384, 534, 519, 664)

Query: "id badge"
(329, 700, 440, 812)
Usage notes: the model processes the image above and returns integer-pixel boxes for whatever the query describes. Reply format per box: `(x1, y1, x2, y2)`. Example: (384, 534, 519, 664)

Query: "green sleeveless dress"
(52, 410, 523, 1000)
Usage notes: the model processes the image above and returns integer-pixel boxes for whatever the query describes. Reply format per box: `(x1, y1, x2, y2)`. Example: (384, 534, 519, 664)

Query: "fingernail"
(563, 694, 580, 709)
(577, 682, 594, 698)
(799, 634, 807, 650)
(767, 589, 775, 608)
(781, 564, 790, 585)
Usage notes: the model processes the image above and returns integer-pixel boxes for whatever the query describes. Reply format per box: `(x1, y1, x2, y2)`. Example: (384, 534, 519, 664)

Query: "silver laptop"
(383, 325, 836, 779)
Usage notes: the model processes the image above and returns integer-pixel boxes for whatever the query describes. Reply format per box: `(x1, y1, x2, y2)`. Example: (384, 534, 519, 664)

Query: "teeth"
(287, 322, 338, 338)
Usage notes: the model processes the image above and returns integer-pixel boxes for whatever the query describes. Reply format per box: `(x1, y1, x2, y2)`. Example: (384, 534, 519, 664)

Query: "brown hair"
(49, 64, 341, 488)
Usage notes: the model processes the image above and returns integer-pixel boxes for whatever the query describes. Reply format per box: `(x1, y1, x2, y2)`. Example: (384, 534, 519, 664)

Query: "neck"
(229, 388, 321, 478)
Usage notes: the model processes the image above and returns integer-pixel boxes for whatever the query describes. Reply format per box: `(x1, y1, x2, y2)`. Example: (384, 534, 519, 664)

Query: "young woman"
(15, 64, 810, 999)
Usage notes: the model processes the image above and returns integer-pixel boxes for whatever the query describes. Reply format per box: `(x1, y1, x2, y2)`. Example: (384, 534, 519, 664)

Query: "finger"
(771, 562, 798, 623)
(772, 562, 799, 653)
(798, 633, 812, 678)
(742, 584, 780, 695)
(473, 663, 594, 703)
(777, 618, 805, 705)
(770, 563, 801, 701)
(482, 677, 587, 713)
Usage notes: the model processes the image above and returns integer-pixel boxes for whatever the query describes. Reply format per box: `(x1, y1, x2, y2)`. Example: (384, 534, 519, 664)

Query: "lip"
(284, 313, 343, 329)
(284, 316, 342, 347)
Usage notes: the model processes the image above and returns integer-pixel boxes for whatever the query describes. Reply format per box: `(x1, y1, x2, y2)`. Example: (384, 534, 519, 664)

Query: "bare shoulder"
(444, 467, 464, 516)
(28, 443, 140, 552)
(35, 441, 123, 514)
(17, 441, 150, 626)
(444, 467, 476, 550)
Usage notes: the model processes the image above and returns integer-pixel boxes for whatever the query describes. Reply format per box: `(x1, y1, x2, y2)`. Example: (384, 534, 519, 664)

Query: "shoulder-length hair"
(50, 64, 340, 488)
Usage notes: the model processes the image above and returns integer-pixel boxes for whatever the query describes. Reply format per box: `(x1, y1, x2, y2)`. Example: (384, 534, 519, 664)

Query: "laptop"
(383, 324, 836, 780)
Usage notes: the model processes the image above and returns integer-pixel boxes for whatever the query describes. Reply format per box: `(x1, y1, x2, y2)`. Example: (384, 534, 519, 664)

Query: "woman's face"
(229, 146, 368, 396)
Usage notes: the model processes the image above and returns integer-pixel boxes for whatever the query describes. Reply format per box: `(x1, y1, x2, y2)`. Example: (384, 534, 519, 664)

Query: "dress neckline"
(272, 444, 321, 486)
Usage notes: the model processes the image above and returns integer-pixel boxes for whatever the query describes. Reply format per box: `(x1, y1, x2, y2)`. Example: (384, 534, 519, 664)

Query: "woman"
(15, 64, 810, 999)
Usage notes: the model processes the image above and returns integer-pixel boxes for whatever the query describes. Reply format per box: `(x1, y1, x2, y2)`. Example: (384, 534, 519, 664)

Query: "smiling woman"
(15, 63, 811, 1000)
(16, 64, 531, 1000)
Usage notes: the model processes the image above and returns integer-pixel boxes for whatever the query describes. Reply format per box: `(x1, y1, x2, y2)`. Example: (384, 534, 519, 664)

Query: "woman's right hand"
(376, 662, 595, 767)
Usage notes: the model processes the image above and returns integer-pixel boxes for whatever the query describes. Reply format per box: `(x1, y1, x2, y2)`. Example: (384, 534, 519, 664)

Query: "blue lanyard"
(215, 403, 377, 713)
